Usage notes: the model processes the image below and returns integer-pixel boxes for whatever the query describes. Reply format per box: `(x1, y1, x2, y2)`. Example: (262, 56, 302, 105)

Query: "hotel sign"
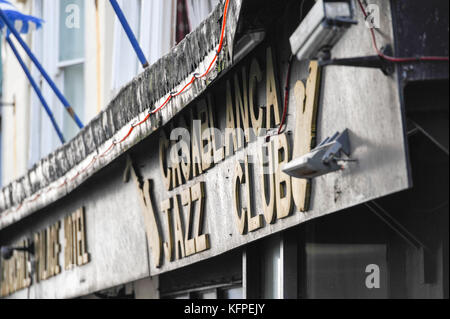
(0, 208, 89, 297)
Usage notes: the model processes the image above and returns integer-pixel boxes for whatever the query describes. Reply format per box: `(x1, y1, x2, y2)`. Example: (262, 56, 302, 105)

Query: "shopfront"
(0, 0, 448, 299)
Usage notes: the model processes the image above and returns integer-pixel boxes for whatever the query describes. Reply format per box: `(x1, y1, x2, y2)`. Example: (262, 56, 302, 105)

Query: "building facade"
(0, 0, 448, 299)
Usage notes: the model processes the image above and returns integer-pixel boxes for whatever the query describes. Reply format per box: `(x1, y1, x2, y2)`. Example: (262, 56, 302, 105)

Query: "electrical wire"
(2, 0, 231, 217)
(357, 0, 449, 63)
(278, 54, 294, 135)
(277, 2, 449, 138)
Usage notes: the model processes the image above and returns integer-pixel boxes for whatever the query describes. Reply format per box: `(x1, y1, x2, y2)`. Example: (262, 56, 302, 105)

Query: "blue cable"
(109, 0, 149, 68)
(6, 36, 66, 144)
(0, 8, 84, 129)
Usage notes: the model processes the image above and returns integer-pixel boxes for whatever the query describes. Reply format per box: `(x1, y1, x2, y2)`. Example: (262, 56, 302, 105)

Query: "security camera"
(283, 129, 353, 179)
(289, 0, 357, 61)
(233, 30, 266, 64)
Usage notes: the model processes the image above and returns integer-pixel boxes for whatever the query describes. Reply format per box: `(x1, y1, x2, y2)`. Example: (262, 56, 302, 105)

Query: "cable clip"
(130, 120, 139, 128)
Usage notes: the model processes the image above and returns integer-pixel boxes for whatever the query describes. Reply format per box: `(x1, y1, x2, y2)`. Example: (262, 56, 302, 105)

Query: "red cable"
(357, 0, 449, 62)
(5, 0, 231, 216)
(277, 1, 448, 137)
(278, 54, 294, 135)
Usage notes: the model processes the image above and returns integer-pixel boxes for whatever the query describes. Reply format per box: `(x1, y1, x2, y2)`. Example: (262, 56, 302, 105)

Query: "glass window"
(0, 36, 3, 97)
(185, 0, 219, 31)
(0, 113, 2, 187)
(112, 0, 142, 92)
(173, 294, 190, 299)
(142, 0, 176, 66)
(59, 0, 85, 62)
(0, 41, 2, 187)
(297, 205, 392, 299)
(62, 64, 84, 141)
(260, 235, 282, 299)
(58, 0, 85, 141)
(196, 289, 217, 299)
(305, 243, 389, 299)
(221, 286, 243, 299)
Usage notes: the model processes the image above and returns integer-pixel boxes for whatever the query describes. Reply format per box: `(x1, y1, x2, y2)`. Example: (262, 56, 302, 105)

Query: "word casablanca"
(233, 57, 320, 234)
(131, 47, 321, 270)
(0, 208, 89, 297)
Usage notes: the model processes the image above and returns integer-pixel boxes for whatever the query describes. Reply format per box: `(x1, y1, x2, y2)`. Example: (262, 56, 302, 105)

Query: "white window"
(0, 42, 3, 186)
(0, 109, 2, 187)
(111, 0, 177, 94)
(58, 0, 85, 141)
(141, 0, 177, 66)
(110, 0, 219, 95)
(29, 0, 86, 166)
(185, 0, 219, 31)
(28, 0, 45, 167)
(111, 0, 142, 92)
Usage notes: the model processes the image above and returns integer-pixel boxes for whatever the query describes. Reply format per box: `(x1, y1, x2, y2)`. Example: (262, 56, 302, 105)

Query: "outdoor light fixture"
(233, 30, 266, 64)
(283, 129, 352, 179)
(1, 243, 34, 260)
(289, 0, 356, 61)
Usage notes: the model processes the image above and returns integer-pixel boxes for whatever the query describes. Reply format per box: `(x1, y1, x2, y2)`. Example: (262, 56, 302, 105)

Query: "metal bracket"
(321, 129, 352, 164)
(0, 102, 15, 107)
(283, 129, 354, 179)
(1, 242, 35, 260)
(319, 45, 395, 75)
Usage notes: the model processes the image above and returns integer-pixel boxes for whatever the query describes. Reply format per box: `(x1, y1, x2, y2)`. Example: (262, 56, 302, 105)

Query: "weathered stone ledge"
(0, 0, 243, 230)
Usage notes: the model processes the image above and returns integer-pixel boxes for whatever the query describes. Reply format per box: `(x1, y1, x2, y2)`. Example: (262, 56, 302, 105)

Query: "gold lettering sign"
(142, 47, 321, 269)
(232, 60, 321, 235)
(0, 208, 89, 297)
(124, 156, 163, 268)
(64, 208, 90, 270)
(0, 240, 31, 297)
(275, 133, 293, 220)
(34, 221, 61, 282)
(47, 222, 61, 277)
(292, 61, 321, 212)
(160, 182, 210, 263)
(234, 156, 263, 235)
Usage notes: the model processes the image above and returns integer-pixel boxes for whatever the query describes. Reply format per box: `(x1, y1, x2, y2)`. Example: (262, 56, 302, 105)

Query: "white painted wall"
(0, 0, 217, 186)
(1, 0, 32, 185)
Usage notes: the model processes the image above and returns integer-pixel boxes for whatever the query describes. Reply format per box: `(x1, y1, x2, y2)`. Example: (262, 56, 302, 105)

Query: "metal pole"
(109, 0, 149, 68)
(6, 36, 66, 144)
(0, 8, 84, 129)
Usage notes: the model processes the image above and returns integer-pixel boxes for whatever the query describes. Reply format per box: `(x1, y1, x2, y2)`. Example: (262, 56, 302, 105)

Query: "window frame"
(29, 0, 86, 166)
(56, 0, 86, 141)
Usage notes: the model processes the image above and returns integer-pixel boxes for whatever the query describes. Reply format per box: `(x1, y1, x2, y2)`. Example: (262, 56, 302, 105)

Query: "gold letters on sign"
(35, 221, 61, 282)
(0, 240, 32, 297)
(64, 208, 90, 270)
(126, 153, 210, 269)
(125, 156, 163, 268)
(1, 207, 90, 297)
(292, 61, 321, 212)
(232, 61, 321, 235)
(161, 182, 210, 263)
